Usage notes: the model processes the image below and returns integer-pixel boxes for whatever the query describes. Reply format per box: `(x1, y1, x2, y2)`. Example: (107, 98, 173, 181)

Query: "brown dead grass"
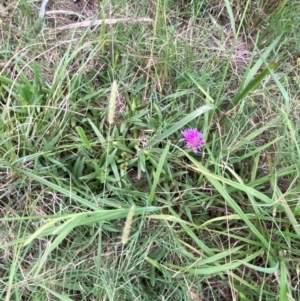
(46, 0, 99, 27)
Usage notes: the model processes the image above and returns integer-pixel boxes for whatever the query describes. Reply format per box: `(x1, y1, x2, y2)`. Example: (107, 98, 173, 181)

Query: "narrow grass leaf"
(75, 126, 92, 149)
(185, 153, 276, 262)
(244, 261, 278, 274)
(186, 73, 215, 103)
(5, 245, 21, 301)
(226, 65, 275, 112)
(224, 0, 236, 36)
(39, 0, 49, 18)
(230, 136, 282, 163)
(270, 176, 300, 235)
(149, 142, 170, 205)
(0, 207, 159, 224)
(186, 156, 272, 204)
(42, 130, 64, 151)
(222, 36, 280, 117)
(16, 168, 109, 210)
(110, 158, 121, 187)
(86, 118, 106, 144)
(246, 36, 281, 87)
(224, 163, 260, 215)
(190, 246, 244, 267)
(247, 165, 296, 190)
(32, 242, 51, 277)
(17, 208, 159, 250)
(196, 214, 255, 228)
(170, 248, 263, 275)
(279, 260, 288, 301)
(268, 67, 290, 111)
(23, 219, 59, 246)
(168, 207, 215, 257)
(33, 61, 40, 94)
(147, 214, 193, 226)
(38, 285, 74, 301)
(226, 117, 280, 154)
(144, 104, 213, 150)
(48, 217, 83, 253)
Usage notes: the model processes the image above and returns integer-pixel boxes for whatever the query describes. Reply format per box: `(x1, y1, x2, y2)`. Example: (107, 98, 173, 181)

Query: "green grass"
(1, 0, 300, 300)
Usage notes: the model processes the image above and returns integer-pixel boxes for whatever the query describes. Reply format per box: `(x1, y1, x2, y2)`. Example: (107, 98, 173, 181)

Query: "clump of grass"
(0, 0, 300, 300)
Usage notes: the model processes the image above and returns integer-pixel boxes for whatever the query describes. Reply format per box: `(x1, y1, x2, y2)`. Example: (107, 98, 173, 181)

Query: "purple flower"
(182, 128, 204, 153)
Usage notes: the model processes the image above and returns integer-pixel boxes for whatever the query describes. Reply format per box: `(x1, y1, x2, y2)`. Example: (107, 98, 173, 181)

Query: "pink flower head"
(182, 128, 204, 153)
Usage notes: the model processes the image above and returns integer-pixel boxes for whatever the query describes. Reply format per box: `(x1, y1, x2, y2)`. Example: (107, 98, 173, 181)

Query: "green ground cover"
(0, 0, 300, 300)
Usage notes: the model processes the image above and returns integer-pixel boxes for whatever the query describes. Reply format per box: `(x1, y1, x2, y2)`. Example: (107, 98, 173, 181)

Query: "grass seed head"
(122, 206, 135, 245)
(108, 80, 118, 125)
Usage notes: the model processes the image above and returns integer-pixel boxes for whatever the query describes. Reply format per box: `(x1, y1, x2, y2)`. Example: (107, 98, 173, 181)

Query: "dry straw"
(122, 206, 135, 244)
(55, 18, 153, 31)
(107, 80, 118, 125)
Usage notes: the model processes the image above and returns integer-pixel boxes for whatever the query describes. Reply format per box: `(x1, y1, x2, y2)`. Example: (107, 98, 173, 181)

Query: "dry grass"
(1, 0, 300, 300)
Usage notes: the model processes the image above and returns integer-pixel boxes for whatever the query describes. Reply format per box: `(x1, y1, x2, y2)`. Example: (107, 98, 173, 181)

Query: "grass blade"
(144, 104, 213, 150)
(76, 126, 92, 149)
(185, 153, 277, 264)
(148, 142, 170, 205)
